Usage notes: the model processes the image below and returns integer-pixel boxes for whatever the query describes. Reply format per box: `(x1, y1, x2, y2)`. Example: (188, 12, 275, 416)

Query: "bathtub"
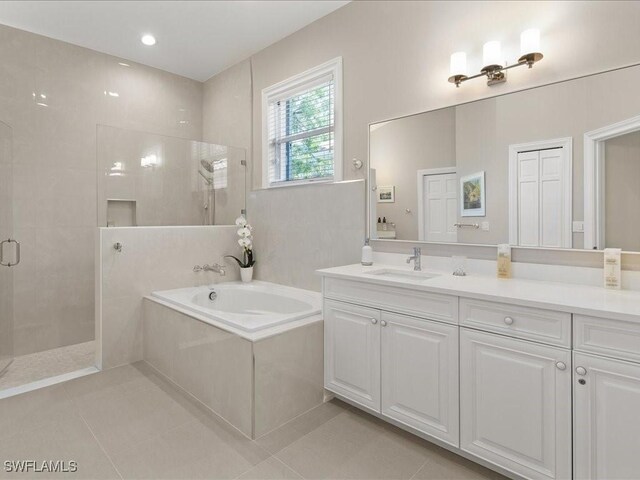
(150, 281, 321, 333)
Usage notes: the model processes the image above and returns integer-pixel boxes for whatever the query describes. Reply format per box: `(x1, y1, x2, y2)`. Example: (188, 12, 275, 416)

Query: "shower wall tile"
(0, 22, 204, 356)
(98, 226, 239, 369)
(248, 180, 365, 292)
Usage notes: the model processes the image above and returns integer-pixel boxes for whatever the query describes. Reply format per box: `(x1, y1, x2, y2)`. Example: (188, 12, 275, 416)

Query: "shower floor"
(0, 340, 95, 391)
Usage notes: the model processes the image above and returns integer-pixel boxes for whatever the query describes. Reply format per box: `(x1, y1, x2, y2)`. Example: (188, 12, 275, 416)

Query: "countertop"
(317, 264, 640, 323)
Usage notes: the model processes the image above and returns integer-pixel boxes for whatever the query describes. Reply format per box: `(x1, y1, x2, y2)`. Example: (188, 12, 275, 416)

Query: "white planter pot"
(240, 266, 253, 283)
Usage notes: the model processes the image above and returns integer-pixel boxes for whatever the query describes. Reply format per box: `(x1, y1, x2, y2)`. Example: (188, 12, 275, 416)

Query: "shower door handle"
(0, 238, 20, 267)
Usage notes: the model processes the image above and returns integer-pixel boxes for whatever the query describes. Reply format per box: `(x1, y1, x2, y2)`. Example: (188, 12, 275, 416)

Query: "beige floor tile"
(255, 399, 350, 455)
(0, 411, 120, 479)
(0, 384, 77, 441)
(72, 378, 200, 456)
(237, 457, 302, 480)
(275, 408, 433, 479)
(110, 417, 269, 480)
(411, 449, 507, 480)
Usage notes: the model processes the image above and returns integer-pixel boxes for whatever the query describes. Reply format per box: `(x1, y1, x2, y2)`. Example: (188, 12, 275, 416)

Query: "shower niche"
(106, 199, 137, 227)
(97, 125, 246, 227)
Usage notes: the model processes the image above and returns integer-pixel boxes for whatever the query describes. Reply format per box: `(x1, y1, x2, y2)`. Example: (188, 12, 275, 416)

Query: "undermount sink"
(366, 268, 440, 282)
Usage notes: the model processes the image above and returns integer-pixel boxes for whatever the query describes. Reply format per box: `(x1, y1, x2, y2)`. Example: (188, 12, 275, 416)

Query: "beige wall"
(370, 108, 456, 240)
(0, 23, 203, 355)
(201, 0, 640, 268)
(605, 131, 640, 250)
(97, 226, 239, 370)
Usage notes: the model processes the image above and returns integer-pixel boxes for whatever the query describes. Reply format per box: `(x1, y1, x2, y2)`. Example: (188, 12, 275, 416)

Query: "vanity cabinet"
(324, 300, 381, 411)
(460, 328, 572, 480)
(324, 299, 459, 446)
(573, 353, 640, 480)
(381, 312, 459, 446)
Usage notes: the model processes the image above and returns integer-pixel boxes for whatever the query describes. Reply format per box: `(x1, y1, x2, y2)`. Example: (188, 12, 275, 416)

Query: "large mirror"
(97, 125, 246, 227)
(369, 63, 640, 251)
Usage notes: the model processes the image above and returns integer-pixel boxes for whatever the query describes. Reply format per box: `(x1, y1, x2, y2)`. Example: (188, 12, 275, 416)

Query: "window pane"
(286, 82, 334, 136)
(286, 131, 334, 181)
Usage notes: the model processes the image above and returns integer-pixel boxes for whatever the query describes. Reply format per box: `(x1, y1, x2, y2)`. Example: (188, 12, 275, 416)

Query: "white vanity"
(317, 264, 640, 480)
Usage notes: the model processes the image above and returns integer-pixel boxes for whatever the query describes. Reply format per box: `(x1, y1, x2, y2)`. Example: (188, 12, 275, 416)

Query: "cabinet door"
(460, 329, 571, 480)
(574, 353, 640, 480)
(381, 312, 459, 446)
(324, 300, 380, 411)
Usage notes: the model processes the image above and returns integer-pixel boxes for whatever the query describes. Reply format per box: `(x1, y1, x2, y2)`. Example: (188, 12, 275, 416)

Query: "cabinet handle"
(504, 316, 514, 325)
(576, 366, 587, 376)
(381, 320, 388, 327)
(556, 361, 566, 371)
(370, 318, 378, 325)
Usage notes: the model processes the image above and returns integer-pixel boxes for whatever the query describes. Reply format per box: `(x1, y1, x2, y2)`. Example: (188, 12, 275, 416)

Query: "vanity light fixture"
(141, 34, 156, 46)
(448, 29, 543, 87)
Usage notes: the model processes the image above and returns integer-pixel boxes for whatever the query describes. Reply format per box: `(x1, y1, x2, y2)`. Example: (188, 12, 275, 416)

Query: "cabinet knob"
(556, 361, 567, 371)
(381, 320, 388, 327)
(576, 366, 587, 376)
(370, 318, 378, 325)
(504, 316, 514, 325)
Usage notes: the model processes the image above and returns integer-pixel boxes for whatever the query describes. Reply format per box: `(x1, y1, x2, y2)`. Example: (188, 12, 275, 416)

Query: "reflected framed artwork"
(460, 172, 485, 217)
(377, 185, 395, 203)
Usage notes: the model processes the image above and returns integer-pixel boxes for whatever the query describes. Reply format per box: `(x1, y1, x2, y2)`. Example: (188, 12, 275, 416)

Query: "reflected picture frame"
(460, 171, 485, 217)
(377, 185, 395, 203)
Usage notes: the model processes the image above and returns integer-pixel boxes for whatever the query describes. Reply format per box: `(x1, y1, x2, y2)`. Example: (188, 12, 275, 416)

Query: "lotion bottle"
(497, 244, 512, 279)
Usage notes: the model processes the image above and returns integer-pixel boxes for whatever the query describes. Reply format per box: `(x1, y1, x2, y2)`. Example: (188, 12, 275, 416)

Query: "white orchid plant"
(225, 215, 256, 269)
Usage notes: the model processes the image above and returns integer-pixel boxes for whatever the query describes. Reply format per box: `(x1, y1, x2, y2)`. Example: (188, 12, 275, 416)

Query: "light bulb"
(520, 29, 541, 56)
(482, 41, 502, 69)
(449, 52, 468, 77)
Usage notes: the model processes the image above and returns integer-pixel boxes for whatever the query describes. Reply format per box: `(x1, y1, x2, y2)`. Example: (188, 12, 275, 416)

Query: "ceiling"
(0, 1, 349, 81)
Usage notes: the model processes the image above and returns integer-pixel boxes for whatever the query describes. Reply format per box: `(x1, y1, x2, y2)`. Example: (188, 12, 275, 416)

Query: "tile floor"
(0, 361, 507, 479)
(0, 341, 95, 391)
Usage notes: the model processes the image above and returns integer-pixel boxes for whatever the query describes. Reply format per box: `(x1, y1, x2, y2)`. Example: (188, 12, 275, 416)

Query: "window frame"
(261, 57, 343, 189)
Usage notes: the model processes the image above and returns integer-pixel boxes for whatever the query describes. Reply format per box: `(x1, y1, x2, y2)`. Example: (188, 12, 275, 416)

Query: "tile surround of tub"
(143, 298, 324, 439)
(143, 299, 254, 437)
(248, 180, 365, 292)
(0, 23, 203, 357)
(253, 320, 324, 438)
(97, 226, 239, 370)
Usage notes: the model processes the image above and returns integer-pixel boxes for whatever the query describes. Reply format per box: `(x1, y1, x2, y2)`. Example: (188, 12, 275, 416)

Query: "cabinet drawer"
(460, 298, 570, 347)
(574, 315, 640, 364)
(323, 277, 458, 324)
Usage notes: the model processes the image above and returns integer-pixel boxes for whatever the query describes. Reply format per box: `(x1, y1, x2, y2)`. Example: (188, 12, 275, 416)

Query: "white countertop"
(317, 264, 640, 323)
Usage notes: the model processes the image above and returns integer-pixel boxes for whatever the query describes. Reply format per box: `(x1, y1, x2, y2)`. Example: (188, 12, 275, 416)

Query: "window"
(262, 58, 342, 188)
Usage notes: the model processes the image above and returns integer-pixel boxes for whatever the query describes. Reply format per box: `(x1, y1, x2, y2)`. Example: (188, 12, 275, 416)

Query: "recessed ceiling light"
(141, 34, 156, 46)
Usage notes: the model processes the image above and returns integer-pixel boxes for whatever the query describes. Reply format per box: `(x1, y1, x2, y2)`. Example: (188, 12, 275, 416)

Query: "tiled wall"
(248, 180, 365, 292)
(0, 24, 203, 355)
(97, 226, 239, 369)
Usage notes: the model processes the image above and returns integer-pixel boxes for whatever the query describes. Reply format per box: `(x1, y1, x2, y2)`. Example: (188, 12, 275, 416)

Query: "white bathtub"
(150, 281, 321, 333)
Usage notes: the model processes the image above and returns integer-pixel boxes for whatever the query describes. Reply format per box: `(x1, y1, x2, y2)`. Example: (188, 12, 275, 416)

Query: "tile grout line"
(269, 455, 306, 480)
(408, 458, 432, 480)
(77, 413, 125, 480)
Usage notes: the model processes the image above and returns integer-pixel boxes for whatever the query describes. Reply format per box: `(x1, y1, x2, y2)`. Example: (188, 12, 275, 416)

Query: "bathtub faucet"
(193, 263, 226, 276)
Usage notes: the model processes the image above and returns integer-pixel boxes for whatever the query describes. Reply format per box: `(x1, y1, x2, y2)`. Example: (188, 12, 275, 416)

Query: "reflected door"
(0, 121, 13, 375)
(514, 147, 571, 248)
(421, 173, 458, 242)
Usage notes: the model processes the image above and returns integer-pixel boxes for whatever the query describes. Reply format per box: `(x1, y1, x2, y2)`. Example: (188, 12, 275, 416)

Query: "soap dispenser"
(361, 239, 373, 266)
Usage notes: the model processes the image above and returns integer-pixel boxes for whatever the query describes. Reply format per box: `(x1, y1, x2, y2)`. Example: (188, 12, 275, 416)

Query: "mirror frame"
(366, 62, 640, 255)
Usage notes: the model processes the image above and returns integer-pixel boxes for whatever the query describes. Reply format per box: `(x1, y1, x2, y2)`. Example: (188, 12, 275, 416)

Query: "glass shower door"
(0, 121, 13, 375)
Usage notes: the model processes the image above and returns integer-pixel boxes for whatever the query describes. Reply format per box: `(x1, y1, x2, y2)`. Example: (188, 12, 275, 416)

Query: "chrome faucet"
(406, 247, 422, 271)
(193, 263, 226, 276)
